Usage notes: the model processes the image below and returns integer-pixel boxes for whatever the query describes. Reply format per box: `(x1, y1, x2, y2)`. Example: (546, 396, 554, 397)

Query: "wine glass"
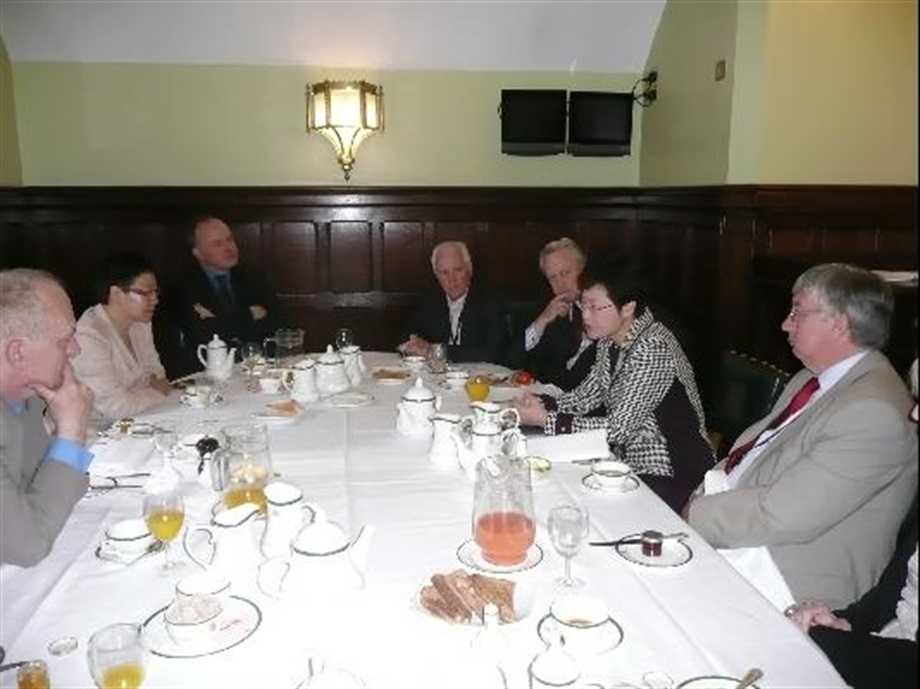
(240, 342, 264, 377)
(87, 622, 147, 689)
(547, 504, 590, 589)
(143, 489, 185, 570)
(334, 328, 355, 351)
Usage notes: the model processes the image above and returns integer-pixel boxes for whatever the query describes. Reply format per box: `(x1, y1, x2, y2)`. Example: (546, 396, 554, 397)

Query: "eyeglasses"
(786, 306, 824, 323)
(124, 287, 159, 299)
(577, 301, 615, 314)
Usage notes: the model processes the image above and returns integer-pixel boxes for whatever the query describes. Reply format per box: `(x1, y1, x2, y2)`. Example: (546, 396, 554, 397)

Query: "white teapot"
(316, 345, 350, 397)
(258, 508, 375, 606)
(183, 503, 262, 586)
(456, 402, 522, 479)
(290, 358, 320, 404)
(197, 334, 237, 382)
(396, 378, 440, 437)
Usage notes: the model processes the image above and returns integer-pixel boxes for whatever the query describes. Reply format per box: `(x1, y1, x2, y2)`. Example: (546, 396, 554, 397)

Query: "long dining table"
(0, 352, 847, 689)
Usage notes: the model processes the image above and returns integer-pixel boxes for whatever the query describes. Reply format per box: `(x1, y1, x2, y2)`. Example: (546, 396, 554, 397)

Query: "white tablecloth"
(0, 353, 845, 689)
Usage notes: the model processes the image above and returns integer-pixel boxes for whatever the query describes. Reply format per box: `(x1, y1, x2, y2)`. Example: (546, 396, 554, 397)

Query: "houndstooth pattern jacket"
(542, 308, 709, 476)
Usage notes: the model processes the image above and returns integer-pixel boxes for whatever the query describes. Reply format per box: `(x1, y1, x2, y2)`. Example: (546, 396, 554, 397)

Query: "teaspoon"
(589, 531, 689, 547)
(734, 668, 763, 689)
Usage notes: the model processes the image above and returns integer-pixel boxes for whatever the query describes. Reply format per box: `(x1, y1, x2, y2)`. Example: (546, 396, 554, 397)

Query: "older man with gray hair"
(685, 263, 917, 611)
(1, 269, 95, 567)
(400, 240, 508, 364)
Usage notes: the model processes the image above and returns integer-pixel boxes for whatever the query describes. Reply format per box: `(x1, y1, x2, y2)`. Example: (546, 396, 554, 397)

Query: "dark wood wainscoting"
(1, 185, 916, 385)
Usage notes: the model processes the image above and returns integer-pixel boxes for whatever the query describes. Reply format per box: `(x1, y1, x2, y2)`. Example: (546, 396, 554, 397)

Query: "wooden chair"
(705, 350, 791, 458)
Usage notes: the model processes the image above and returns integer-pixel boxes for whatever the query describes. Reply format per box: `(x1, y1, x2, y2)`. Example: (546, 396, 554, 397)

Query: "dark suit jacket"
(159, 263, 285, 377)
(505, 306, 596, 391)
(403, 283, 508, 364)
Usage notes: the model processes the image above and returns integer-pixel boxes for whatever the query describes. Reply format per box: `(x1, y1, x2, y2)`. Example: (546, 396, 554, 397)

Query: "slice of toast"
(419, 570, 517, 624)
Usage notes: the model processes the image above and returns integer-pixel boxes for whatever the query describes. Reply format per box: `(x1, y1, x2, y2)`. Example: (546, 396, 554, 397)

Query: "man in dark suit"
(161, 217, 284, 377)
(399, 241, 507, 364)
(1, 269, 95, 567)
(505, 238, 595, 390)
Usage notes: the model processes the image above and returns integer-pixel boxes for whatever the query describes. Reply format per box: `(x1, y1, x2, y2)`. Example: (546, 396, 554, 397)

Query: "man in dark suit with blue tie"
(161, 217, 284, 377)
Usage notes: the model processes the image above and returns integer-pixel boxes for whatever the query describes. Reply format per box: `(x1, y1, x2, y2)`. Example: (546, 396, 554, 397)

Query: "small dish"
(142, 595, 261, 658)
(456, 539, 544, 574)
(581, 474, 640, 494)
(614, 534, 692, 568)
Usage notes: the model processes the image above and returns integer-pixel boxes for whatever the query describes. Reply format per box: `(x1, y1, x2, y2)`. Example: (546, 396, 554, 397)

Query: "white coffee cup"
(104, 518, 154, 556)
(164, 593, 223, 646)
(444, 369, 470, 389)
(183, 384, 214, 407)
(590, 459, 633, 489)
(537, 593, 621, 659)
(176, 571, 232, 606)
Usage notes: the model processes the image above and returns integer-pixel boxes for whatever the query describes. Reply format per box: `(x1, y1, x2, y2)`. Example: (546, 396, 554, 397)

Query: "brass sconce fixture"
(306, 80, 384, 181)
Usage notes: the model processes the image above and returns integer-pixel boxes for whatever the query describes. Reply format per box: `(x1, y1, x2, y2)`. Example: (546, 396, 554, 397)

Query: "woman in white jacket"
(73, 253, 171, 420)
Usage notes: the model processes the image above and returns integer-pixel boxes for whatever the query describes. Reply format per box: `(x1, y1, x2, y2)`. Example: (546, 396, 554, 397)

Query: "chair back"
(705, 350, 791, 457)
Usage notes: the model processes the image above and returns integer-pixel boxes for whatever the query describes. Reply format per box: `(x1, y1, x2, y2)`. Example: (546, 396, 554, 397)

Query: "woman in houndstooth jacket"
(513, 259, 714, 512)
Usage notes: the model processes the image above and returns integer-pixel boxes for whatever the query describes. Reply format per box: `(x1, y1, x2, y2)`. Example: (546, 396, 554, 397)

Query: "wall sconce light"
(632, 70, 658, 108)
(306, 80, 384, 181)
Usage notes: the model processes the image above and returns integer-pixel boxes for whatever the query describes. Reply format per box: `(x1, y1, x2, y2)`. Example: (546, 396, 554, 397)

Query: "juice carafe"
(221, 421, 272, 513)
(472, 454, 535, 565)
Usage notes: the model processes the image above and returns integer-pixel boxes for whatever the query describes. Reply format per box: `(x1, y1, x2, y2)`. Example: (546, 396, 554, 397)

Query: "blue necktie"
(214, 274, 234, 311)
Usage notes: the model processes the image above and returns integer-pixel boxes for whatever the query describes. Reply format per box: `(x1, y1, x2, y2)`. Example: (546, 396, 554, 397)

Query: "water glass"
(87, 623, 147, 689)
(428, 342, 448, 374)
(240, 342, 265, 376)
(548, 504, 590, 589)
(334, 328, 355, 351)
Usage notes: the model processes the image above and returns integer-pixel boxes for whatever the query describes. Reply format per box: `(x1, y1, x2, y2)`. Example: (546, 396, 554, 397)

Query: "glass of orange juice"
(88, 623, 147, 689)
(465, 375, 491, 402)
(143, 489, 185, 570)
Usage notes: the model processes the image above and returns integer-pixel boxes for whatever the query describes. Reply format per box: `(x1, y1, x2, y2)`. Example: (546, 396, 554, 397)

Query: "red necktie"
(724, 376, 820, 474)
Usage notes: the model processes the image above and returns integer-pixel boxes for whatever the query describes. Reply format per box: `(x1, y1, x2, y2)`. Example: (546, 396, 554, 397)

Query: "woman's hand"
(512, 393, 548, 426)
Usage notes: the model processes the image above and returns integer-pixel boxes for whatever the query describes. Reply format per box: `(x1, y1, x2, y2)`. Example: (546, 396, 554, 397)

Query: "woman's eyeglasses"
(123, 287, 159, 299)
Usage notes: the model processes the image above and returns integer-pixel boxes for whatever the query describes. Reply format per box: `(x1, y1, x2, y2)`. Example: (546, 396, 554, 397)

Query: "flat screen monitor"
(500, 89, 567, 156)
(567, 91, 634, 157)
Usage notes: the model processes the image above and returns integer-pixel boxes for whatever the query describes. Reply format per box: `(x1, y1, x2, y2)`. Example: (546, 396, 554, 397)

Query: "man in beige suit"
(685, 264, 916, 610)
(1, 269, 95, 567)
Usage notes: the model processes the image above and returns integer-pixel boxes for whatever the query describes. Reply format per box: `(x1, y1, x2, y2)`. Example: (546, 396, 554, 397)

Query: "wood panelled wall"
(1, 185, 916, 386)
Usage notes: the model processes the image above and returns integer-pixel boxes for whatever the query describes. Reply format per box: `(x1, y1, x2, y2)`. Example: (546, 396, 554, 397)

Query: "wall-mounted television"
(500, 89, 567, 156)
(567, 91, 634, 157)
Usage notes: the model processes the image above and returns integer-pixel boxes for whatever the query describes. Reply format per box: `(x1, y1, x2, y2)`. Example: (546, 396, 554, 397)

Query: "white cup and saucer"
(443, 369, 470, 390)
(96, 518, 156, 563)
(180, 383, 217, 408)
(536, 593, 624, 661)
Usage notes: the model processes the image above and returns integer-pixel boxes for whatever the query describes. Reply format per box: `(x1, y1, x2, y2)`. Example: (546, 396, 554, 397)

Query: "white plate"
(456, 539, 543, 574)
(250, 410, 303, 425)
(581, 474, 640, 494)
(143, 595, 261, 658)
(413, 575, 537, 627)
(328, 392, 375, 408)
(676, 676, 761, 689)
(614, 534, 692, 568)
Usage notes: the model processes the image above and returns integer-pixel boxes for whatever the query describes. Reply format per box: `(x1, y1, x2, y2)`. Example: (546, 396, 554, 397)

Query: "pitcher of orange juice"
(472, 454, 535, 566)
(219, 421, 272, 513)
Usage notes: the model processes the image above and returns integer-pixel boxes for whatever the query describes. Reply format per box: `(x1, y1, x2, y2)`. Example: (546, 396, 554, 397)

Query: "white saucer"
(376, 377, 407, 386)
(614, 535, 692, 568)
(581, 474, 640, 494)
(179, 393, 224, 408)
(456, 539, 543, 574)
(250, 410, 303, 425)
(143, 595, 261, 658)
(328, 392, 375, 408)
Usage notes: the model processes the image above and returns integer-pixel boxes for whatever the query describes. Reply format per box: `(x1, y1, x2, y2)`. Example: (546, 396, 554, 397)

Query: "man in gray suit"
(1, 269, 95, 567)
(685, 264, 916, 610)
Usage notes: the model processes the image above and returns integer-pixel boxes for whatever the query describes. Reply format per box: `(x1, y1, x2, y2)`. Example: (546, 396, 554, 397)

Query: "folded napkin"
(525, 429, 609, 463)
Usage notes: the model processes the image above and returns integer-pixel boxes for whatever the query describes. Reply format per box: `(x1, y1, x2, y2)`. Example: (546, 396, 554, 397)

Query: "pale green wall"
(0, 38, 22, 185)
(640, 0, 738, 186)
(750, 0, 918, 185)
(11, 63, 641, 186)
(643, 0, 918, 186)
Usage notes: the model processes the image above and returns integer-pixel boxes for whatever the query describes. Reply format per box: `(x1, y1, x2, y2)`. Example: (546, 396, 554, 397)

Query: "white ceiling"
(0, 0, 665, 73)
